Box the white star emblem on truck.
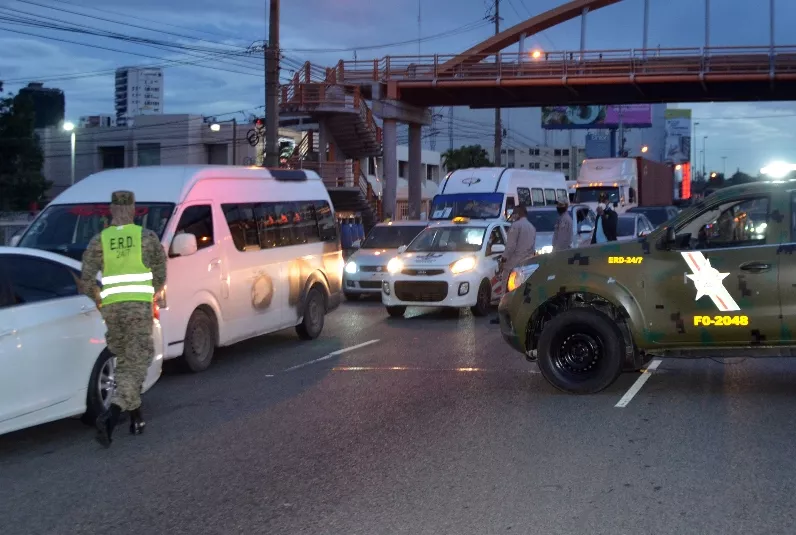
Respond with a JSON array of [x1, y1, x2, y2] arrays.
[[681, 251, 740, 311]]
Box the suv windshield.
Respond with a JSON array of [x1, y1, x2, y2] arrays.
[[18, 203, 175, 261], [361, 225, 425, 249], [406, 226, 487, 253], [526, 210, 558, 232], [430, 193, 504, 220]]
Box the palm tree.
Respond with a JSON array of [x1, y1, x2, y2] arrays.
[[441, 145, 493, 171]]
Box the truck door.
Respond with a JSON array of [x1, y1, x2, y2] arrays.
[[642, 194, 783, 346]]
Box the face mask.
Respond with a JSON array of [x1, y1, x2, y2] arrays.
[[557, 207, 567, 215]]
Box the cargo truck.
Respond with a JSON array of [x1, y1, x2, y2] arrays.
[[573, 157, 674, 214]]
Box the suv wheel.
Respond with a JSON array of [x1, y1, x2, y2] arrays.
[[536, 308, 624, 394]]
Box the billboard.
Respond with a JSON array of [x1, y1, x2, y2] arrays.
[[663, 109, 692, 164], [585, 131, 612, 158], [541, 104, 652, 129]]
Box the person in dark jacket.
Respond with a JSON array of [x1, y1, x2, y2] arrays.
[[591, 193, 618, 243]]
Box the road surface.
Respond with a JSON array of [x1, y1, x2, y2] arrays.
[[2, 299, 796, 534]]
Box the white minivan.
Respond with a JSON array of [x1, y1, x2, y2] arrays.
[[14, 166, 344, 372], [430, 167, 569, 222]]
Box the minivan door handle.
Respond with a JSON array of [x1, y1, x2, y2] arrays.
[[208, 258, 221, 271], [739, 261, 771, 273]]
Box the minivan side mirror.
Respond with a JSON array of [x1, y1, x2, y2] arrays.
[[397, 245, 407, 253], [491, 244, 505, 254], [171, 233, 198, 257]]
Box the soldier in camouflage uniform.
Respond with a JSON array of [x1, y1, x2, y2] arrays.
[[80, 190, 167, 447]]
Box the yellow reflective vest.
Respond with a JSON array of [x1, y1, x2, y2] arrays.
[[99, 224, 154, 306]]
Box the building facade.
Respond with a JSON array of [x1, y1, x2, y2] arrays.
[[38, 114, 301, 199], [114, 67, 164, 127], [16, 82, 65, 129], [490, 145, 587, 181]]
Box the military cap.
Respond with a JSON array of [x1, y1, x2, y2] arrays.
[[111, 190, 135, 206]]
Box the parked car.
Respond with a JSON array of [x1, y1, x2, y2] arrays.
[[526, 204, 596, 254], [0, 247, 163, 436], [616, 213, 655, 241]]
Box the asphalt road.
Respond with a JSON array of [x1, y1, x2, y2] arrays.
[[3, 298, 796, 535]]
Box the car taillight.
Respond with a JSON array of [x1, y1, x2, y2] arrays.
[[153, 301, 160, 320]]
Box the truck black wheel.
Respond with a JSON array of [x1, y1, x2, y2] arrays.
[[536, 308, 624, 394]]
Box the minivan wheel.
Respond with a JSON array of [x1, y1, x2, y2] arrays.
[[182, 309, 216, 372], [83, 349, 115, 424], [296, 287, 326, 340], [536, 308, 624, 394], [385, 306, 406, 317]]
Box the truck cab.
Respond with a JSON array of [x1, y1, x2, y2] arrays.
[[573, 158, 639, 214]]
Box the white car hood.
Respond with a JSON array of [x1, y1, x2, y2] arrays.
[[534, 232, 553, 250], [348, 248, 400, 266], [400, 251, 477, 268]]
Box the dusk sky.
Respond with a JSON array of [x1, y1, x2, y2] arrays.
[[1, 0, 795, 175]]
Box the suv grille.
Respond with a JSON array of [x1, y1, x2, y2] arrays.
[[394, 281, 448, 302], [401, 268, 444, 276]]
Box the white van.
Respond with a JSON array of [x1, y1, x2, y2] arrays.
[[14, 165, 344, 372], [430, 167, 569, 221]]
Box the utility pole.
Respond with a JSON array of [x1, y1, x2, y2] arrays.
[[493, 0, 502, 166], [264, 0, 280, 168]]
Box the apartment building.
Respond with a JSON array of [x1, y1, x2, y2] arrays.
[[489, 145, 587, 181]]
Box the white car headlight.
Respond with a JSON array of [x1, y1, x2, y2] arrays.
[[387, 257, 404, 274], [450, 256, 477, 274], [507, 263, 540, 293], [536, 245, 553, 255], [344, 261, 357, 274]]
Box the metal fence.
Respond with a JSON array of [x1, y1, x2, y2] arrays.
[[0, 212, 33, 245]]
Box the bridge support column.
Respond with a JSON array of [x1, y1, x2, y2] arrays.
[[382, 119, 398, 221], [318, 120, 328, 163], [408, 123, 423, 220]]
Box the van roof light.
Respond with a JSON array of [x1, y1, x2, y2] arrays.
[[269, 169, 307, 181], [452, 216, 470, 224]]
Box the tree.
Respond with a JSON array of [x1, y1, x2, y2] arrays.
[[0, 92, 51, 210], [441, 145, 493, 171]]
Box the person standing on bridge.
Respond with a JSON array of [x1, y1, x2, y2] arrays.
[[80, 191, 167, 448], [491, 204, 536, 325]]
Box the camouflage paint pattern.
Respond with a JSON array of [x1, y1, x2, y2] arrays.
[[101, 302, 154, 411], [499, 180, 796, 354], [79, 190, 168, 410]]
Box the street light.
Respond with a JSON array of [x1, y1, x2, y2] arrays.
[[761, 161, 796, 179], [63, 121, 76, 185], [641, 145, 649, 153], [531, 49, 542, 59], [208, 119, 237, 164]]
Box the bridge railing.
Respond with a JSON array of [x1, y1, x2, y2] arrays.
[[329, 45, 796, 83]]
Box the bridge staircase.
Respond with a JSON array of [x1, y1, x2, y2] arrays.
[[280, 62, 383, 231]]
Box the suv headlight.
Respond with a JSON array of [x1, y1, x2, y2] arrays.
[[450, 256, 477, 274], [345, 261, 357, 274], [387, 257, 404, 274], [507, 264, 539, 293]]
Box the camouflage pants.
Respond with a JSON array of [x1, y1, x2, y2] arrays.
[[101, 302, 154, 411]]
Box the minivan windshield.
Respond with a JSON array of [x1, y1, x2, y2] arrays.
[[430, 193, 504, 220], [18, 203, 175, 261], [406, 226, 487, 253], [361, 224, 425, 249]]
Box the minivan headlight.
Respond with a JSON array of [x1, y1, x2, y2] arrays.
[[450, 256, 477, 274], [507, 264, 539, 292]]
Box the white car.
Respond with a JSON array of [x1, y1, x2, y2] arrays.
[[526, 204, 596, 255], [0, 247, 163, 436], [381, 217, 509, 317], [343, 221, 428, 299]]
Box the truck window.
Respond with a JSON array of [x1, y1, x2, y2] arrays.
[[556, 189, 568, 203], [517, 187, 531, 206], [544, 189, 556, 204], [175, 205, 214, 251], [531, 188, 545, 206]]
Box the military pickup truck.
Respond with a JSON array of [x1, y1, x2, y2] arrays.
[[497, 180, 795, 394]]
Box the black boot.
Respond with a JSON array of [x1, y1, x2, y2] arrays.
[[129, 408, 146, 435], [95, 404, 122, 448]]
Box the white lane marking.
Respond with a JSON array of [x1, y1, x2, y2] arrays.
[[280, 339, 381, 373], [614, 358, 662, 408]]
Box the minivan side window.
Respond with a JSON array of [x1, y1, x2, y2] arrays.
[[222, 200, 337, 252], [531, 188, 544, 206], [175, 205, 214, 251], [555, 189, 568, 203], [517, 187, 531, 206], [544, 189, 556, 204]]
